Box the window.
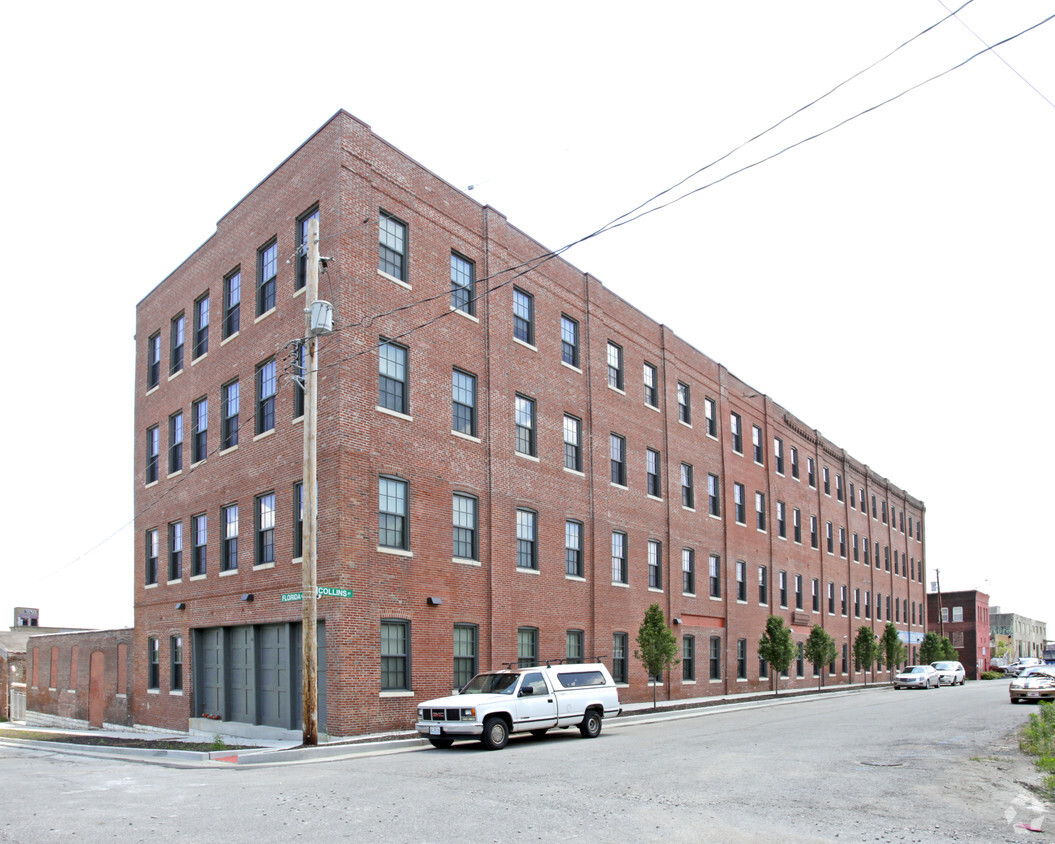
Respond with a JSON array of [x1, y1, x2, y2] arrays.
[[682, 548, 695, 594], [730, 413, 742, 453], [758, 566, 768, 604], [170, 313, 184, 375], [952, 606, 964, 622], [755, 492, 766, 531], [515, 395, 536, 456], [453, 493, 477, 560], [752, 425, 763, 464], [610, 434, 627, 486], [779, 571, 788, 607], [774, 437, 784, 474], [709, 554, 721, 598], [836, 473, 843, 501], [736, 560, 747, 602], [677, 382, 691, 424], [147, 332, 160, 389], [192, 513, 207, 576], [854, 588, 861, 618], [612, 633, 628, 683], [709, 637, 721, 680], [646, 449, 661, 497], [708, 473, 720, 516], [793, 508, 801, 543], [381, 619, 410, 690], [293, 482, 304, 559], [860, 487, 867, 512], [517, 627, 538, 668], [807, 457, 816, 488], [379, 477, 409, 550], [606, 341, 623, 390], [776, 501, 786, 538], [790, 445, 800, 479], [565, 520, 583, 577], [643, 363, 658, 407], [221, 380, 239, 450], [864, 539, 871, 566], [839, 527, 846, 558], [168, 522, 182, 581], [293, 343, 305, 419], [825, 521, 833, 554], [871, 494, 877, 518], [295, 206, 319, 291], [145, 529, 159, 585], [611, 531, 628, 583], [453, 624, 478, 690], [810, 515, 818, 549], [257, 239, 277, 315], [193, 294, 209, 359], [146, 425, 159, 484], [828, 582, 835, 614], [256, 359, 277, 434], [759, 655, 769, 679], [842, 643, 849, 673], [812, 578, 820, 612], [796, 642, 805, 678], [223, 270, 241, 338], [222, 504, 238, 571], [865, 591, 871, 619], [379, 212, 407, 281], [794, 574, 803, 610], [852, 532, 859, 562], [648, 540, 662, 589], [147, 638, 160, 690], [563, 415, 582, 471], [823, 465, 830, 495], [512, 287, 534, 344], [379, 341, 408, 415], [170, 636, 183, 692], [733, 483, 746, 524], [192, 397, 208, 463], [566, 630, 584, 664], [450, 252, 475, 314], [882, 500, 888, 524], [841, 586, 848, 616], [256, 492, 275, 566], [704, 398, 717, 437], [681, 463, 694, 509], [561, 315, 579, 367], [516, 509, 537, 569], [452, 369, 476, 436], [737, 639, 748, 680], [850, 481, 856, 509], [683, 636, 695, 681]]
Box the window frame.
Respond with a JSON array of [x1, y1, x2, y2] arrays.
[[381, 619, 411, 691], [255, 492, 276, 566], [514, 394, 537, 456], [221, 503, 239, 572], [193, 293, 209, 360], [379, 212, 408, 282], [452, 368, 477, 436], [256, 238, 277, 316], [512, 287, 534, 345], [450, 251, 475, 315], [606, 341, 624, 391], [223, 269, 241, 339], [378, 340, 409, 416], [170, 312, 185, 375], [295, 205, 320, 291], [565, 520, 583, 577], [516, 508, 538, 570], [560, 314, 579, 367], [563, 414, 582, 471], [453, 492, 478, 561], [256, 358, 277, 435], [379, 476, 409, 551]]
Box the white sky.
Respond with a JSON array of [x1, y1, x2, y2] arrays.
[[2, 1, 1052, 632]]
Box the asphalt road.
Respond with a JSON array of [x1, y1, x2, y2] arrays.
[[1, 679, 1049, 843]]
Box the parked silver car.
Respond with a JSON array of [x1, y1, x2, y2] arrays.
[[931, 660, 966, 685], [893, 664, 940, 690]]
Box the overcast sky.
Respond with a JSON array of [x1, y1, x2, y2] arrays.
[[2, 1, 1052, 633]]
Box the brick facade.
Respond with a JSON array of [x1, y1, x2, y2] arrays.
[[928, 590, 990, 679], [133, 110, 928, 738]]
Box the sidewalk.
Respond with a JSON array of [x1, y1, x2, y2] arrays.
[[0, 681, 878, 768]]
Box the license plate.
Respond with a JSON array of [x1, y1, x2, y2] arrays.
[[430, 726, 441, 735], [1028, 692, 1040, 698]]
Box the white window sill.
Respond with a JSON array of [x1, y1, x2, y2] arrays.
[[192, 352, 208, 366], [513, 337, 538, 352], [452, 430, 481, 443], [450, 306, 479, 323], [376, 406, 412, 422], [219, 568, 239, 577], [453, 557, 481, 567], [611, 581, 629, 588], [380, 690, 414, 697], [253, 429, 275, 442], [560, 361, 582, 374], [377, 546, 413, 558], [221, 332, 239, 346], [255, 307, 276, 324], [517, 566, 541, 575], [378, 269, 411, 289]]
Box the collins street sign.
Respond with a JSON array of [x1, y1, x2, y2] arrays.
[[281, 587, 353, 602]]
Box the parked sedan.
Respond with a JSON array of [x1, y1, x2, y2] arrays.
[[893, 665, 940, 690], [931, 661, 966, 686], [1010, 669, 1055, 704], [1006, 658, 1044, 677]]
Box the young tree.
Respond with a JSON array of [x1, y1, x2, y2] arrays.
[[879, 622, 907, 673], [758, 615, 796, 695], [919, 631, 944, 664], [803, 625, 837, 690], [635, 603, 679, 709], [853, 626, 878, 686], [940, 637, 958, 661]]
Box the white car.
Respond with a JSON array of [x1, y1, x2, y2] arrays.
[[893, 665, 940, 690], [1006, 658, 1045, 677], [930, 660, 966, 686]]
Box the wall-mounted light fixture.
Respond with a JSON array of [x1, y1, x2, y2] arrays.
[[240, 594, 253, 602], [175, 602, 186, 610], [427, 596, 443, 606], [672, 617, 682, 625]]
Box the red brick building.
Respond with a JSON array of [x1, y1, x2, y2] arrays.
[[133, 110, 928, 739], [927, 590, 990, 679]]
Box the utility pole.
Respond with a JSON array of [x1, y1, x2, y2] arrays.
[[935, 567, 944, 639], [301, 217, 321, 746]]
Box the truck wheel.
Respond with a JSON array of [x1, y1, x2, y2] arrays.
[[481, 717, 509, 750], [428, 738, 454, 749], [579, 710, 602, 739]]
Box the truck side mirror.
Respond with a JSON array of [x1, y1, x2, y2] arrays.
[[519, 685, 534, 696]]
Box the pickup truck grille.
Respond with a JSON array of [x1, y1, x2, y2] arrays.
[[421, 707, 462, 722]]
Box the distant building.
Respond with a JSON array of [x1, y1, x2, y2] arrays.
[[990, 608, 1047, 661], [926, 590, 989, 679]]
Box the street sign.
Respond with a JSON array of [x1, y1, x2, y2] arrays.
[[281, 587, 353, 602]]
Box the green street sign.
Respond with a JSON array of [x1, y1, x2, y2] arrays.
[[281, 587, 353, 602]]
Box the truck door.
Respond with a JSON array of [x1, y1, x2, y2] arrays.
[[514, 672, 558, 730]]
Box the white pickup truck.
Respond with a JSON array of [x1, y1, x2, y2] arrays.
[[415, 663, 622, 750]]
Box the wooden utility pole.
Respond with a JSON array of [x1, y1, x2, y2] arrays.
[[301, 217, 320, 746], [935, 568, 944, 640]]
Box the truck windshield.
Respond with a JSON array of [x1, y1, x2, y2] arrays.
[[460, 673, 519, 695]]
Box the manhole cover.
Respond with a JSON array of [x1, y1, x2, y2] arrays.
[[861, 761, 904, 767]]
